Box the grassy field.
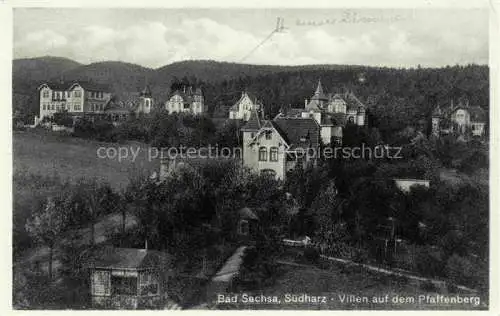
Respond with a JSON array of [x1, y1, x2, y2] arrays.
[[13, 129, 159, 190]]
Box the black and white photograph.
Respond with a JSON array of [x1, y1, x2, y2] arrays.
[[7, 0, 497, 311]]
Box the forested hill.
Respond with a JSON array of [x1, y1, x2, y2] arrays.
[[13, 57, 488, 136]]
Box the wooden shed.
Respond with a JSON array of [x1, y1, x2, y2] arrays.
[[84, 246, 174, 309]]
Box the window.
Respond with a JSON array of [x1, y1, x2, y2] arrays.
[[42, 90, 49, 98], [239, 220, 249, 236], [265, 131, 272, 140], [74, 103, 81, 111], [139, 272, 159, 296], [42, 104, 46, 110], [270, 147, 278, 162], [93, 270, 111, 296], [111, 276, 137, 295], [74, 90, 81, 98], [258, 147, 267, 161]]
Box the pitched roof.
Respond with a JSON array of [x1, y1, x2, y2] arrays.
[[239, 207, 259, 220], [469, 106, 487, 122], [84, 247, 173, 270], [241, 109, 261, 131], [74, 81, 111, 92], [272, 117, 320, 149], [104, 99, 129, 113], [333, 92, 365, 111], [110, 92, 144, 111], [140, 85, 152, 98], [229, 91, 261, 111], [311, 79, 328, 101], [39, 81, 111, 92], [305, 99, 324, 112], [169, 86, 202, 103], [432, 105, 442, 117]]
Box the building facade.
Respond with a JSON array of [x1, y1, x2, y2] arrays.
[[165, 86, 204, 115], [274, 80, 366, 145], [85, 247, 174, 309], [228, 91, 262, 121], [431, 100, 487, 138], [241, 109, 320, 180], [37, 82, 155, 126], [38, 81, 112, 122]]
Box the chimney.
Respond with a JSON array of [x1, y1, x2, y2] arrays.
[[144, 239, 148, 250], [305, 99, 308, 107]]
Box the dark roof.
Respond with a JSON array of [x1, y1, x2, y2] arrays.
[[332, 92, 365, 111], [104, 99, 132, 113], [84, 247, 173, 270], [321, 112, 346, 126], [287, 108, 303, 117], [305, 99, 324, 112], [109, 92, 143, 111], [140, 85, 152, 98], [432, 105, 442, 117], [469, 106, 487, 122], [239, 207, 259, 220], [75, 81, 111, 92], [272, 117, 320, 149], [241, 109, 262, 131], [311, 80, 328, 101]]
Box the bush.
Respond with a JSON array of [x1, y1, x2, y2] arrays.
[[414, 246, 446, 278], [445, 254, 476, 286], [53, 112, 74, 127], [303, 247, 320, 263], [420, 280, 438, 292]]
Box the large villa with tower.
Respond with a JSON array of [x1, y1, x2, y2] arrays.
[[240, 80, 367, 180]]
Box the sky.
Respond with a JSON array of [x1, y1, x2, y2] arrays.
[[13, 8, 489, 68]]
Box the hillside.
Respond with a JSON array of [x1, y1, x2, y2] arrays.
[[13, 130, 158, 190]]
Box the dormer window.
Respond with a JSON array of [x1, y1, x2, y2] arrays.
[[265, 131, 272, 140]]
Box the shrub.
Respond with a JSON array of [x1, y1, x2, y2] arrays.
[[414, 246, 446, 278], [420, 280, 438, 292], [445, 254, 476, 286], [303, 247, 320, 263]]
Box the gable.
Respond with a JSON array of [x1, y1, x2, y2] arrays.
[[250, 121, 289, 148]]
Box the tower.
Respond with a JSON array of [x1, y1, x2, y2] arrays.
[[356, 106, 365, 126], [139, 84, 153, 114]]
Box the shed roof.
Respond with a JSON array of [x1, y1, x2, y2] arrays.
[[84, 246, 173, 270], [238, 207, 259, 220]]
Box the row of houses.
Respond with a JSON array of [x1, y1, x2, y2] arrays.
[[36, 81, 205, 125]]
